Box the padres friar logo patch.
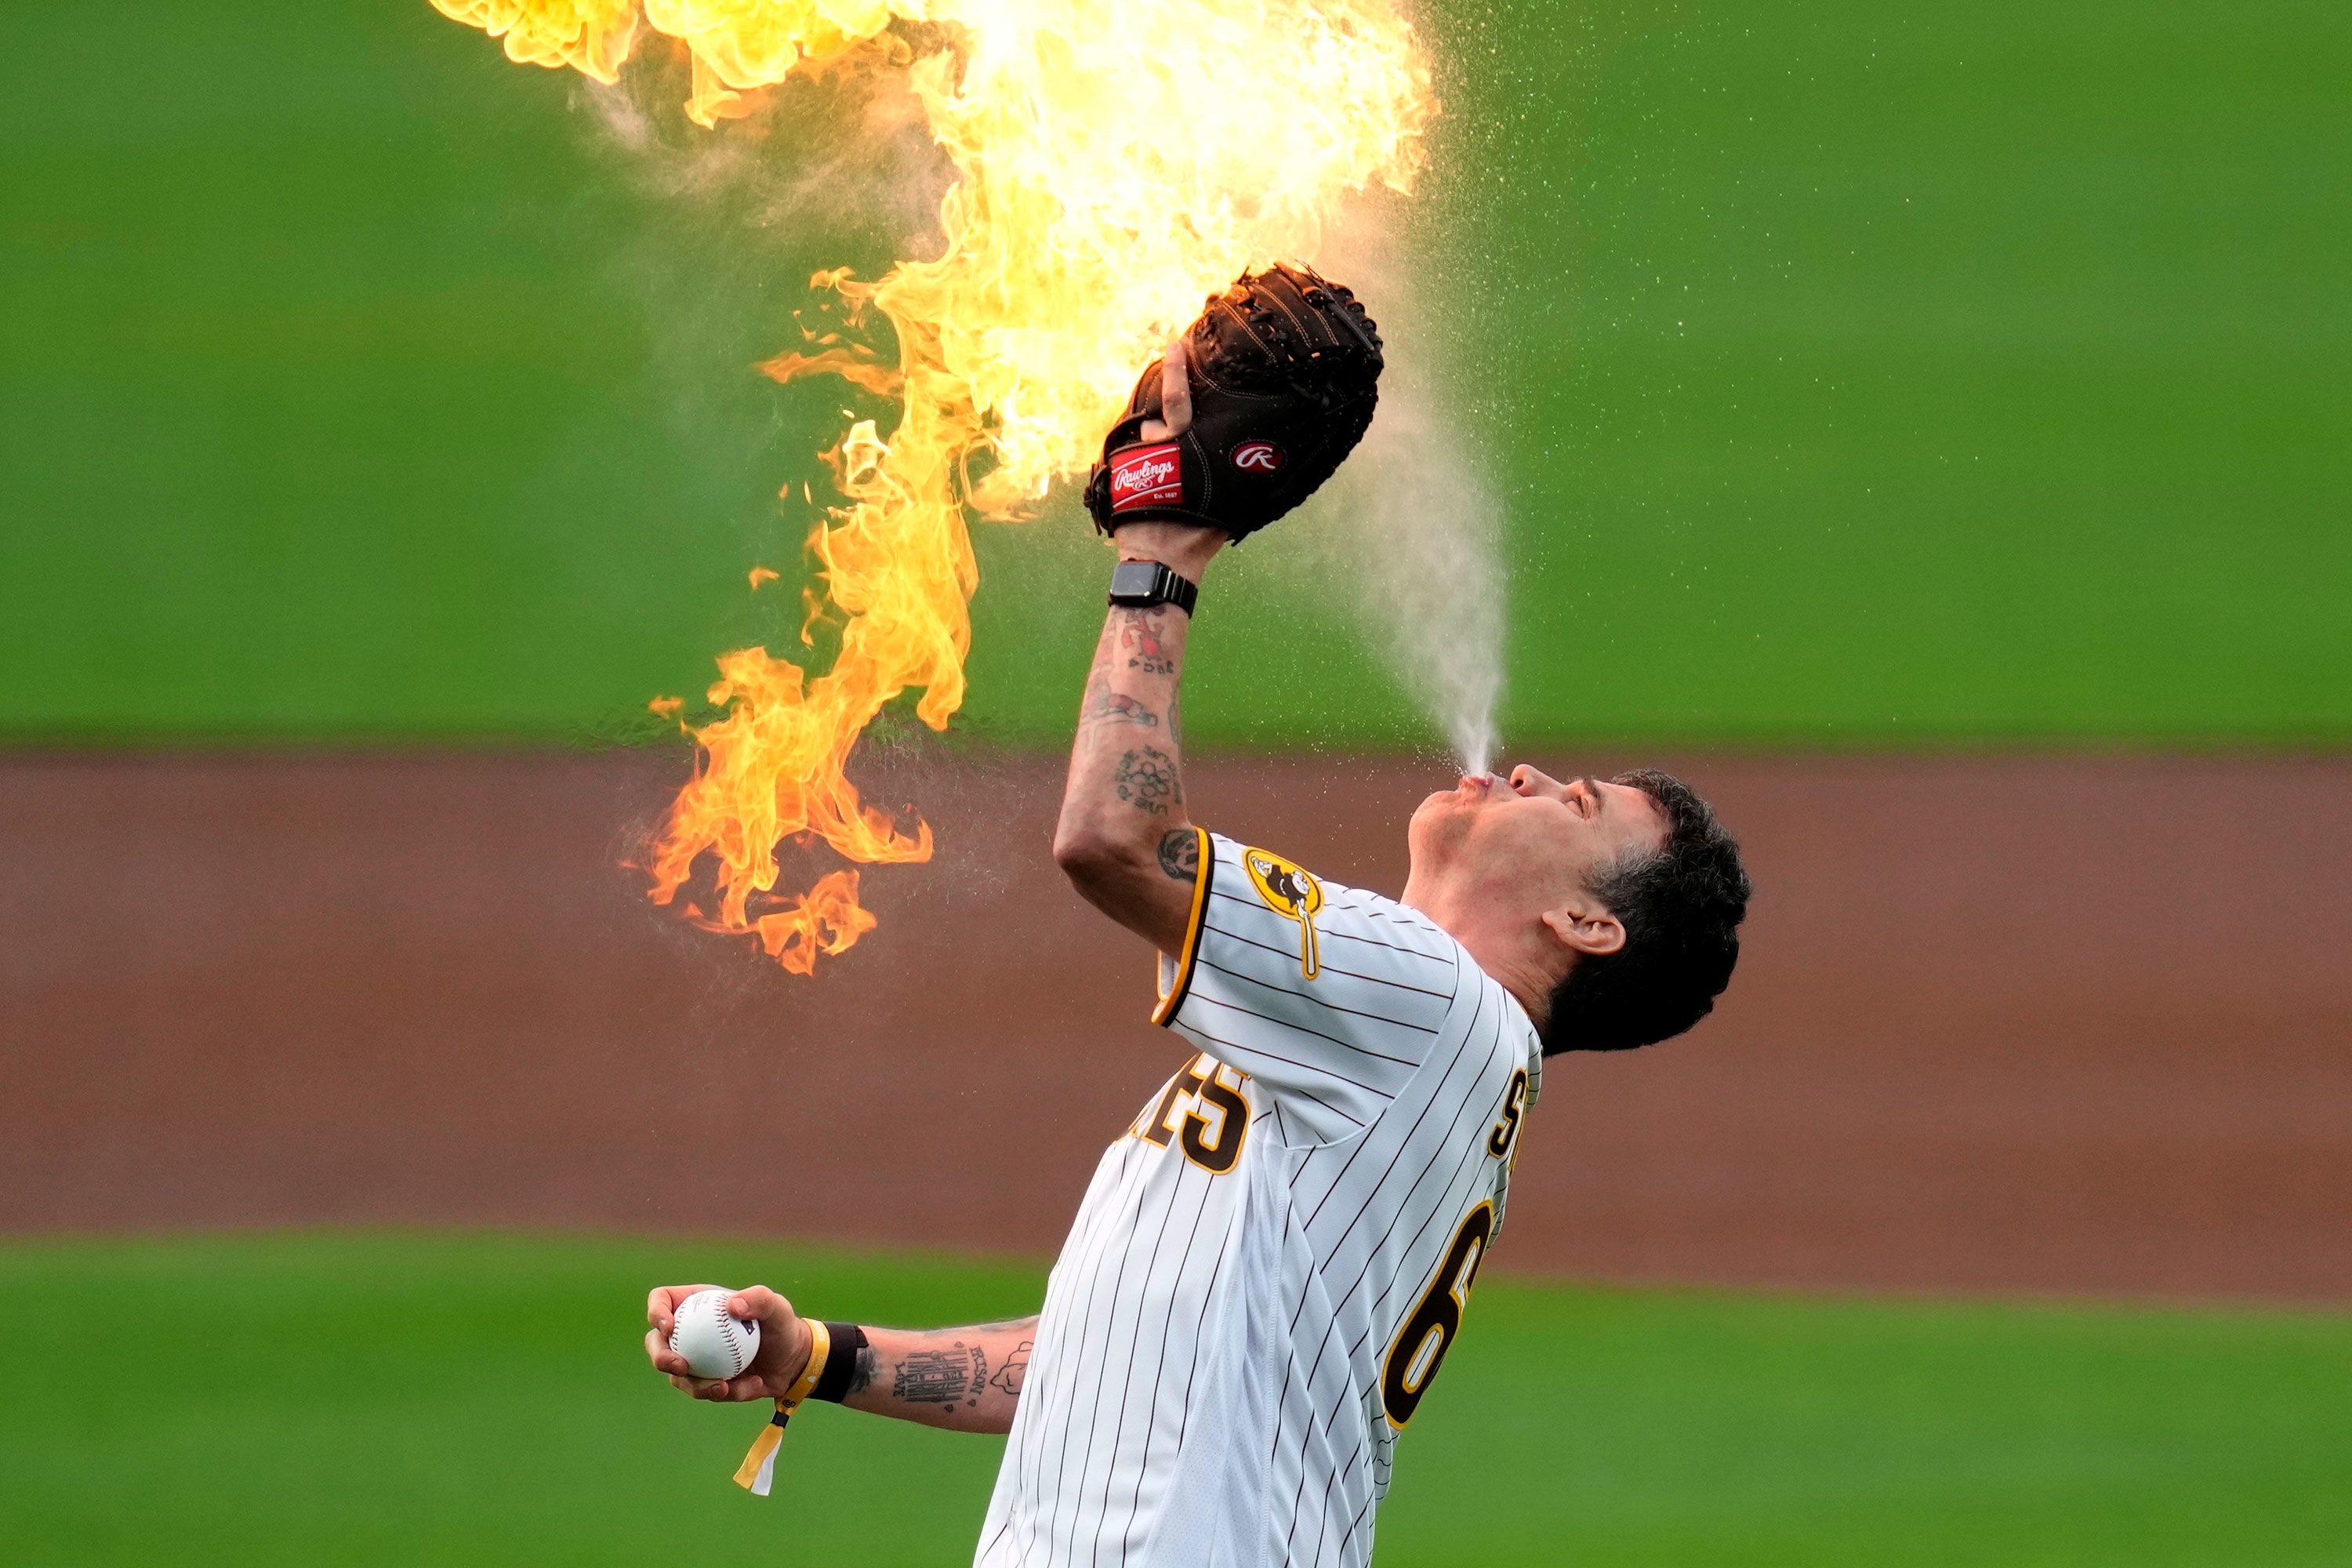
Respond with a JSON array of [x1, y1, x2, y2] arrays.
[[1243, 847, 1323, 979]]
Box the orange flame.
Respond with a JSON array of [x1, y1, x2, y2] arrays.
[[435, 0, 1433, 971], [756, 344, 902, 401], [709, 866, 877, 975]]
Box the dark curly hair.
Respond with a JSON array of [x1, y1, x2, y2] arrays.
[[1541, 768, 1750, 1054]]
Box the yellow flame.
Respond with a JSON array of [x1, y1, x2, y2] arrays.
[[435, 0, 1432, 971], [430, 0, 640, 81]]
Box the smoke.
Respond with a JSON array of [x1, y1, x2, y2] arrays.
[[1305, 216, 1508, 775], [560, 61, 956, 573], [575, 64, 948, 242]]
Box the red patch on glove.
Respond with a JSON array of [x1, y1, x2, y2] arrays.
[[1109, 443, 1184, 511]]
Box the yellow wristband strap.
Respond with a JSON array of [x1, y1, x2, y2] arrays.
[[734, 1321, 830, 1497], [782, 1319, 832, 1406]]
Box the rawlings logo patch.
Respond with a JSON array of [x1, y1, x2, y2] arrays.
[[1109, 443, 1184, 511], [1231, 440, 1284, 473]]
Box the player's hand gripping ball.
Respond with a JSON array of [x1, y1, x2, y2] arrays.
[[1084, 262, 1383, 543], [667, 1287, 762, 1380]]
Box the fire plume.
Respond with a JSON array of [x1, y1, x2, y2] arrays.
[[435, 0, 1433, 971], [429, 0, 639, 82]]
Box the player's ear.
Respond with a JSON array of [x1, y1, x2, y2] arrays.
[[1541, 901, 1625, 958]]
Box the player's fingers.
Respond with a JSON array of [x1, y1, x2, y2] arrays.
[[1160, 339, 1193, 435], [730, 1284, 789, 1326], [647, 1284, 686, 1330], [644, 1328, 692, 1377], [647, 1282, 720, 1333], [1139, 339, 1192, 441]]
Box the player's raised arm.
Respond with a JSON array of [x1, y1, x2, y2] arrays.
[[1054, 265, 1385, 953], [1051, 498, 1221, 954]]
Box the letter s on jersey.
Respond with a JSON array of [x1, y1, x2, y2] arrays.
[[1487, 1069, 1528, 1160]]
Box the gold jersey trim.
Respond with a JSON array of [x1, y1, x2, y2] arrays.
[[1152, 826, 1214, 1026]]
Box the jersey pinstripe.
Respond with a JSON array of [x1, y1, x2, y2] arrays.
[[975, 831, 1541, 1567]]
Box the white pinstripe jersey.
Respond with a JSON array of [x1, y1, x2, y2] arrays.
[[975, 831, 1541, 1568]]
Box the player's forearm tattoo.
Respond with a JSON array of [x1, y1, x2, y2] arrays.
[[1081, 673, 1160, 729], [845, 1342, 879, 1397], [1157, 827, 1200, 881], [1116, 606, 1178, 675], [988, 1339, 1033, 1398], [893, 1341, 988, 1406], [1115, 746, 1181, 815]]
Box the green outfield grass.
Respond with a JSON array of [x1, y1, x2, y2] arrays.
[[2, 2, 2346, 746], [1, 1232, 2344, 1566]]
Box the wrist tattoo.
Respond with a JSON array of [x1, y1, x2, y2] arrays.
[[1116, 608, 1177, 676], [1157, 828, 1200, 881], [1115, 746, 1181, 815], [847, 1344, 879, 1397]]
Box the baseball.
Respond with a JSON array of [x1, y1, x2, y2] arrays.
[[668, 1287, 761, 1380]]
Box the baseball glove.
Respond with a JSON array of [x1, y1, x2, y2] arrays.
[[1083, 263, 1384, 543]]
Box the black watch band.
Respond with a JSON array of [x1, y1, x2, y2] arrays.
[[1108, 558, 1199, 615], [811, 1323, 868, 1403]]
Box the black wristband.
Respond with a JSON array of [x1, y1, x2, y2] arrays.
[[811, 1322, 868, 1403], [1108, 557, 1199, 615]]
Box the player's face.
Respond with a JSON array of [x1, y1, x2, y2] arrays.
[[1407, 766, 1668, 906]]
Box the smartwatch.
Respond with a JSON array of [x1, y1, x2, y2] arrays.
[[1108, 558, 1199, 616]]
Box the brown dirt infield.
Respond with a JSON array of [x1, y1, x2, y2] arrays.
[[3, 750, 2347, 1302]]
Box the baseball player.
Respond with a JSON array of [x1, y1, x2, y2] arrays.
[[644, 264, 1751, 1565]]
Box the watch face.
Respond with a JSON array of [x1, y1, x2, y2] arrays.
[[1109, 561, 1162, 601]]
